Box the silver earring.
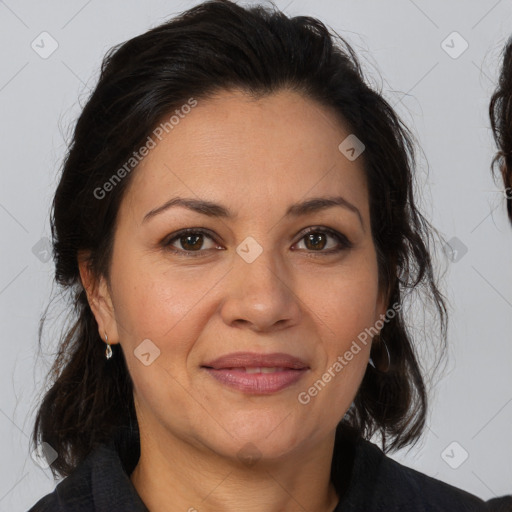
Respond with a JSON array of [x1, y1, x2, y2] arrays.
[[369, 336, 390, 373], [104, 332, 112, 360]]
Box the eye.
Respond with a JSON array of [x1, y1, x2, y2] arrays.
[[293, 227, 352, 254], [162, 226, 352, 258], [162, 228, 221, 257]]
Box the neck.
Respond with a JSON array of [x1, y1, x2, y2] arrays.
[[130, 428, 343, 512]]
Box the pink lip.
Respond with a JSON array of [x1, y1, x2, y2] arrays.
[[203, 368, 308, 394], [201, 352, 310, 395], [202, 351, 309, 370]]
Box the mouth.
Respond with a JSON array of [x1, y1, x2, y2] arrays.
[[202, 351, 309, 370], [201, 352, 310, 394], [209, 367, 293, 373]]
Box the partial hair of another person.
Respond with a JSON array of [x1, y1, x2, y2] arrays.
[[32, 0, 447, 478], [490, 36, 512, 224]]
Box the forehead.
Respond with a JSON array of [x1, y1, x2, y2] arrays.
[[121, 89, 369, 223]]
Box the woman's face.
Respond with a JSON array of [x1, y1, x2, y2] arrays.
[[89, 89, 387, 462]]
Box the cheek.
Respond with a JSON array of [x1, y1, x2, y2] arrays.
[[111, 257, 225, 412], [301, 261, 381, 340], [116, 269, 213, 429], [296, 261, 379, 401], [112, 254, 214, 345]]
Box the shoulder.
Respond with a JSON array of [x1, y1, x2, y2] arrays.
[[26, 439, 147, 512], [337, 437, 512, 511], [374, 444, 507, 511], [26, 446, 100, 512], [27, 492, 66, 512]]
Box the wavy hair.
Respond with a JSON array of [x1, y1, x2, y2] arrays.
[[490, 36, 512, 224], [32, 0, 447, 478]]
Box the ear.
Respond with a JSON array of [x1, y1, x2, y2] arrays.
[[78, 251, 120, 345], [375, 286, 391, 328]]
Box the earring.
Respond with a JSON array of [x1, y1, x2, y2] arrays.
[[104, 332, 113, 360], [369, 335, 391, 373]]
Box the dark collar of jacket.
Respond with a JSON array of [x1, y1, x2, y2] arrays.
[[28, 425, 512, 512]]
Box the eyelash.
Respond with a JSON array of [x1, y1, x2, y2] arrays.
[[162, 226, 353, 258]]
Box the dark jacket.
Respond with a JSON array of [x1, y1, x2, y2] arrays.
[[28, 426, 512, 512]]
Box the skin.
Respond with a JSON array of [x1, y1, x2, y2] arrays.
[[80, 88, 387, 512]]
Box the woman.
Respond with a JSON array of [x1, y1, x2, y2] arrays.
[[490, 36, 512, 225], [28, 1, 512, 510]]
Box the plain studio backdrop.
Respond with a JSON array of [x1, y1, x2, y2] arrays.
[[1, 0, 511, 510]]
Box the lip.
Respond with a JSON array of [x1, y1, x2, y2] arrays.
[[202, 351, 309, 370], [201, 352, 310, 395]]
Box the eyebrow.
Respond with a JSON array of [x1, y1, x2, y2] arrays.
[[142, 195, 364, 228]]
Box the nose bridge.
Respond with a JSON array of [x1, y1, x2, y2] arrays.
[[235, 233, 288, 297], [219, 233, 300, 330]]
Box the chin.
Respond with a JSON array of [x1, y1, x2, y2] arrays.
[[209, 416, 310, 461]]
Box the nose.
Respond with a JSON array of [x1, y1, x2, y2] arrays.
[[219, 244, 302, 333]]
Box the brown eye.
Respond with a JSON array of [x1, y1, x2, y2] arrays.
[[304, 232, 328, 250], [295, 227, 352, 253], [179, 233, 205, 251], [163, 228, 219, 256]]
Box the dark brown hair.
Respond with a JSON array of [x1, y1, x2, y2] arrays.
[[490, 36, 512, 224], [33, 0, 447, 478]]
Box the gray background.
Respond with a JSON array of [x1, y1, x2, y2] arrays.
[[1, 0, 511, 510]]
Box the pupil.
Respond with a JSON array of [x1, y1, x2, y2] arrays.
[[182, 234, 202, 250], [306, 233, 326, 250]]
